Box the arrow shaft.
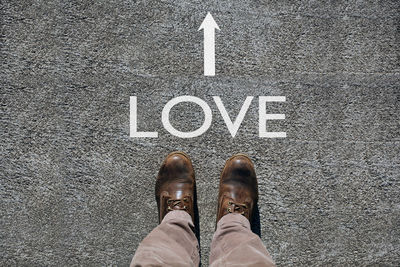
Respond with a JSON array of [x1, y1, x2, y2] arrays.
[[203, 28, 215, 76]]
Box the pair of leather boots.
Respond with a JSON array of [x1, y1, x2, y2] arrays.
[[156, 152, 258, 226]]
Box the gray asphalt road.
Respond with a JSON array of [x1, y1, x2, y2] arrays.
[[1, 0, 399, 266]]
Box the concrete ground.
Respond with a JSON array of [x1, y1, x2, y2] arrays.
[[1, 0, 399, 266]]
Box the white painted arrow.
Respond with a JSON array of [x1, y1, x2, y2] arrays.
[[198, 12, 220, 76]]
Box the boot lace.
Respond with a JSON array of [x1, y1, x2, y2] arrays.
[[226, 200, 248, 215], [167, 197, 189, 211]]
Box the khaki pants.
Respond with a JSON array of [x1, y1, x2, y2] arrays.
[[131, 210, 275, 267]]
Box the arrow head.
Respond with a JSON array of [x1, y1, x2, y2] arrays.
[[198, 12, 220, 31]]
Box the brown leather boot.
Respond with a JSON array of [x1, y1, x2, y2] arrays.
[[155, 151, 196, 223], [216, 154, 259, 224]]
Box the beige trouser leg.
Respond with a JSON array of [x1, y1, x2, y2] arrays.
[[131, 210, 199, 267], [209, 213, 276, 267]]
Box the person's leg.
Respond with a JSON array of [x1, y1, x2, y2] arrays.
[[131, 152, 199, 267], [209, 213, 275, 266], [209, 154, 276, 267], [131, 210, 199, 267]]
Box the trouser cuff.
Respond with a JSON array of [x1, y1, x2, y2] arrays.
[[217, 213, 251, 229]]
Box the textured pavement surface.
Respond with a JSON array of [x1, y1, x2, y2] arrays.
[[1, 0, 399, 266]]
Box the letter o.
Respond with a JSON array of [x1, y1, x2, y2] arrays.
[[162, 96, 212, 138]]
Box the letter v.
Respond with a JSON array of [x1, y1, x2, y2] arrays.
[[213, 96, 253, 138]]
